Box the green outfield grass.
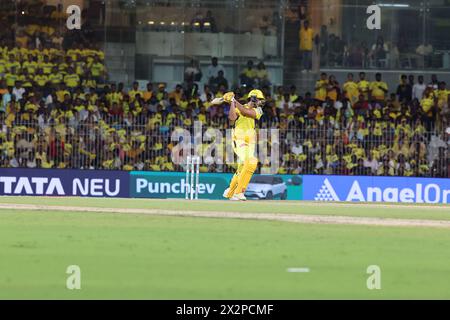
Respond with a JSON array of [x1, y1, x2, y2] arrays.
[[0, 196, 450, 220], [0, 197, 450, 299]]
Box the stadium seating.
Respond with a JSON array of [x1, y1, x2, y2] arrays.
[[0, 1, 448, 178]]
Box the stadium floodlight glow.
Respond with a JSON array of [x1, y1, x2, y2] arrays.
[[147, 20, 154, 25], [378, 3, 410, 7]]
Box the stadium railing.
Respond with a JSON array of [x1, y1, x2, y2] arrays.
[[1, 115, 448, 178]]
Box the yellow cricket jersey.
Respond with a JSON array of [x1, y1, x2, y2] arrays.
[[90, 62, 104, 77], [6, 61, 20, 72], [107, 92, 123, 104], [358, 80, 370, 98], [0, 59, 6, 73], [49, 73, 63, 85], [370, 81, 388, 100], [34, 74, 48, 87], [40, 62, 54, 74], [344, 81, 359, 104], [56, 90, 70, 102], [82, 79, 97, 88], [64, 74, 80, 88], [233, 104, 263, 143], [299, 27, 314, 51], [437, 89, 449, 108], [5, 73, 18, 87], [315, 80, 328, 101], [242, 68, 257, 79], [22, 61, 38, 74], [75, 62, 85, 75], [21, 77, 33, 88], [327, 87, 338, 101], [128, 90, 143, 101], [59, 63, 68, 73], [421, 97, 434, 116], [143, 91, 153, 102]]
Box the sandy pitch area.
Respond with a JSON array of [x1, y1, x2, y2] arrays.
[[1, 203, 450, 229]]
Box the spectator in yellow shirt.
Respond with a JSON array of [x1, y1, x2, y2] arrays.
[[5, 67, 19, 87], [107, 83, 123, 105], [48, 66, 63, 87], [299, 20, 314, 72], [256, 61, 270, 87], [358, 72, 370, 100], [39, 55, 54, 75], [240, 60, 257, 87], [327, 75, 340, 101], [421, 88, 435, 117], [315, 72, 328, 102], [343, 73, 359, 106], [90, 56, 106, 83], [142, 82, 153, 102], [64, 67, 80, 90], [22, 55, 38, 74], [82, 73, 97, 89], [370, 73, 388, 102], [437, 81, 448, 109], [128, 81, 143, 102], [169, 84, 183, 104], [56, 83, 71, 103], [6, 54, 21, 73]]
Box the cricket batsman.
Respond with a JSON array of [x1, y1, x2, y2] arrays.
[[212, 89, 264, 201]]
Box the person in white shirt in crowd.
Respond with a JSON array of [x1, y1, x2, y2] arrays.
[[428, 74, 439, 90], [200, 85, 213, 103], [12, 81, 26, 101], [412, 75, 426, 100], [416, 42, 433, 67], [184, 59, 202, 82], [291, 140, 303, 156], [279, 93, 294, 113], [364, 152, 379, 174], [206, 57, 225, 84]]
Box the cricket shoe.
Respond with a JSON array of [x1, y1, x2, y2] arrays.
[[223, 188, 230, 199], [230, 193, 247, 201]]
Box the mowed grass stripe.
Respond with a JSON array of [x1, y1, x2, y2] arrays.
[[1, 209, 450, 299]]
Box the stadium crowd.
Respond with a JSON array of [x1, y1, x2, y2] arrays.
[[0, 1, 449, 178], [1, 60, 449, 177]]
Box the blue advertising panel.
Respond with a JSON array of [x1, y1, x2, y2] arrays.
[[303, 175, 450, 204], [0, 168, 130, 198]]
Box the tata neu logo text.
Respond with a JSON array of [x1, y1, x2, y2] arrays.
[[0, 177, 121, 197]]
